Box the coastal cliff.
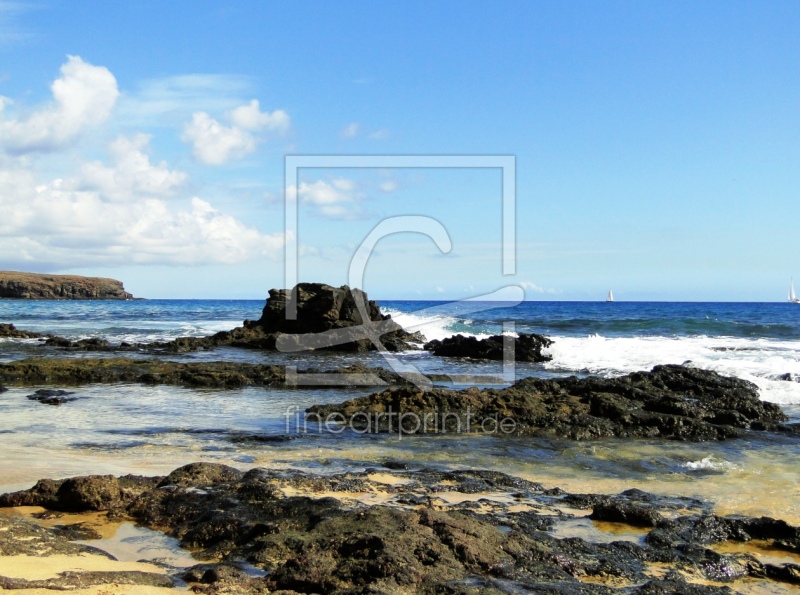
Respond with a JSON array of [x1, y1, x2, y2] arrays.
[[0, 271, 133, 300]]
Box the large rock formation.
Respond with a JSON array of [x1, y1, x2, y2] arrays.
[[257, 284, 385, 334], [5, 462, 800, 592], [160, 283, 423, 353], [0, 271, 133, 300], [308, 364, 790, 440]]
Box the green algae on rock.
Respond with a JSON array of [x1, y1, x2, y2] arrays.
[[0, 357, 411, 389]]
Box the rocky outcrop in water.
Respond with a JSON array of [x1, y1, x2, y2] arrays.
[[425, 332, 554, 362], [1, 283, 421, 354], [4, 462, 800, 592], [0, 357, 412, 389], [26, 388, 77, 405], [0, 323, 46, 338], [308, 364, 790, 440], [155, 283, 424, 353], [0, 271, 134, 300]]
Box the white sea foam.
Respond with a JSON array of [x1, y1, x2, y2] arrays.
[[544, 335, 800, 405], [387, 308, 800, 404], [683, 456, 740, 471], [384, 309, 494, 343]]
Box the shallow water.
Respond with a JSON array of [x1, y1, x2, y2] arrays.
[[2, 299, 800, 529], [2, 380, 800, 525]]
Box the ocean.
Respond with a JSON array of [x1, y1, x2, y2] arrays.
[[1, 299, 800, 523], [4, 298, 800, 403]]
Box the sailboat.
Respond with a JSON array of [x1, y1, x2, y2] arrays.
[[606, 289, 614, 302], [789, 279, 800, 303]]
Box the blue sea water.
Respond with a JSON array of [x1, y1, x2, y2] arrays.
[[2, 299, 800, 403], [2, 298, 800, 521]]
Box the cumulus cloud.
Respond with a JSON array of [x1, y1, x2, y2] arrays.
[[182, 99, 290, 165], [0, 57, 287, 269], [369, 128, 390, 140], [0, 56, 119, 154], [80, 134, 187, 201], [0, 171, 287, 267], [230, 99, 289, 132], [182, 112, 255, 165], [288, 178, 362, 219]]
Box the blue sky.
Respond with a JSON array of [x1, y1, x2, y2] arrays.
[[0, 1, 798, 300]]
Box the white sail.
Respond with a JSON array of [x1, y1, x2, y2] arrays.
[[606, 289, 614, 302], [790, 279, 799, 303]]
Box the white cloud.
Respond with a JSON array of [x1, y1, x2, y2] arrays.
[[0, 57, 287, 269], [379, 180, 398, 192], [340, 122, 360, 138], [287, 178, 363, 219], [182, 111, 256, 165], [182, 100, 290, 165], [370, 128, 390, 140], [80, 134, 187, 201], [519, 281, 558, 295], [230, 99, 289, 132], [0, 170, 286, 267], [0, 56, 119, 154]]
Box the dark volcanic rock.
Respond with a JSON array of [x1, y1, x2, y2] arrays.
[[26, 388, 77, 405], [43, 337, 112, 351], [590, 499, 663, 527], [157, 283, 424, 353], [0, 357, 412, 390], [6, 463, 800, 593], [0, 270, 134, 300], [425, 332, 554, 362], [0, 474, 160, 511], [0, 357, 286, 388], [54, 475, 127, 512], [258, 283, 385, 334], [157, 462, 244, 488], [0, 322, 46, 338], [308, 364, 788, 441]]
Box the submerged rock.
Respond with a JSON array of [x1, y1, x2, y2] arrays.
[[26, 388, 77, 405], [424, 332, 554, 362], [308, 364, 788, 441]]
